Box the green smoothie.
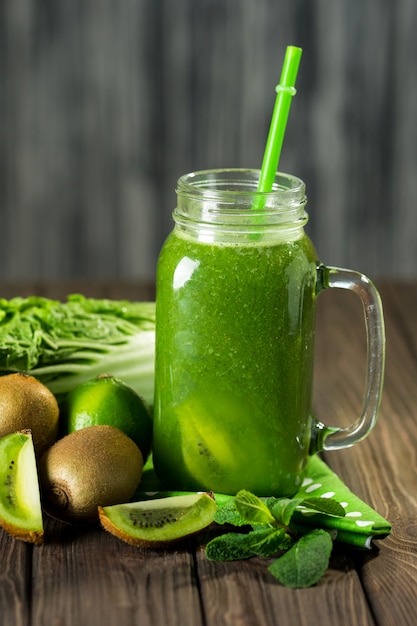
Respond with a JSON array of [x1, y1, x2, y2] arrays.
[[153, 228, 319, 496]]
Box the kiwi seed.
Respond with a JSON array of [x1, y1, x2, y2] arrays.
[[98, 493, 218, 547], [0, 430, 44, 544]]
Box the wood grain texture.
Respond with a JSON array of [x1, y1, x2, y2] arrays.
[[1, 280, 417, 625], [31, 518, 204, 626], [318, 282, 417, 626], [195, 544, 374, 626], [0, 532, 30, 626], [1, 1, 417, 282]]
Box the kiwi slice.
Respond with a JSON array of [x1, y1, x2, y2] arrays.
[[164, 391, 263, 493], [0, 430, 44, 544], [98, 493, 217, 547]]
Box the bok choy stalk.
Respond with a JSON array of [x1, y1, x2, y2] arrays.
[[0, 295, 155, 406]]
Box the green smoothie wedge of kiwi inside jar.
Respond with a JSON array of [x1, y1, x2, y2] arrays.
[[152, 47, 385, 497]]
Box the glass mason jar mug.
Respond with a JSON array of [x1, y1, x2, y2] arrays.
[[152, 169, 385, 497]]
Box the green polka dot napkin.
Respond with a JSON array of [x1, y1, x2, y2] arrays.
[[138, 455, 391, 549], [290, 455, 391, 548]]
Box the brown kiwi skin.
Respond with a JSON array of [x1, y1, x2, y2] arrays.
[[1, 522, 44, 545], [98, 507, 216, 549], [39, 425, 143, 525], [98, 492, 217, 549], [0, 372, 59, 458]]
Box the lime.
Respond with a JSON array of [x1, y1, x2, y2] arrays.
[[61, 374, 153, 460]]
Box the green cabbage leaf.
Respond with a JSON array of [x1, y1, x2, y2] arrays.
[[0, 295, 155, 406]]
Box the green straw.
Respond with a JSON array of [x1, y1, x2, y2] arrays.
[[257, 45, 302, 197]]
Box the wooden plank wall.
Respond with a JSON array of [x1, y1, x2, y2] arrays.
[[0, 0, 416, 283]]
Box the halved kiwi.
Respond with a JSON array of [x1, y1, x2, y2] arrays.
[[155, 392, 263, 494], [98, 493, 217, 547], [0, 430, 44, 544]]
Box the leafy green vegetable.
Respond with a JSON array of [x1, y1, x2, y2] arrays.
[[299, 496, 346, 517], [244, 527, 291, 556], [214, 499, 249, 527], [268, 529, 333, 588], [269, 498, 304, 526], [0, 295, 155, 406], [206, 532, 256, 561], [234, 490, 276, 525], [207, 491, 347, 588]]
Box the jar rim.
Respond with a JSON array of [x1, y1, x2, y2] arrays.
[[177, 168, 306, 203], [174, 168, 308, 235]]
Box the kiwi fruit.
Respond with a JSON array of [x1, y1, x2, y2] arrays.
[[0, 430, 44, 544], [154, 391, 263, 494], [98, 493, 217, 547], [0, 372, 59, 458], [39, 425, 143, 524]]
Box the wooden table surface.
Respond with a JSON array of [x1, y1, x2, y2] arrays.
[[0, 279, 416, 626]]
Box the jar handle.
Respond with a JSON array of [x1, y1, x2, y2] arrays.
[[310, 265, 386, 453]]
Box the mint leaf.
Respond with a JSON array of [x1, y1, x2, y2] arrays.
[[270, 498, 304, 526], [234, 490, 275, 525], [244, 527, 291, 557], [206, 526, 292, 562], [300, 497, 346, 517], [206, 490, 341, 588], [214, 500, 249, 527], [206, 533, 255, 561], [268, 529, 333, 588]]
